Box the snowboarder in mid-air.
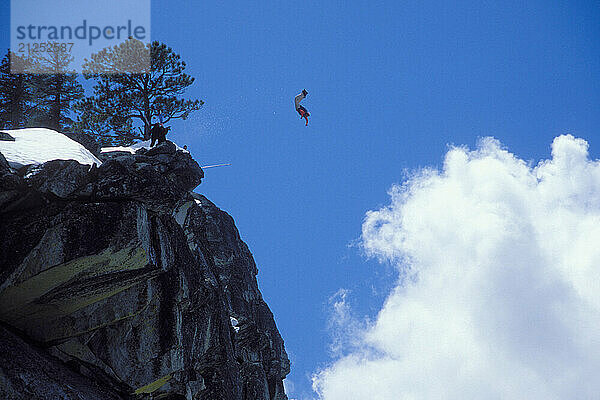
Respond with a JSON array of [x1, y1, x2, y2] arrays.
[[294, 89, 310, 126]]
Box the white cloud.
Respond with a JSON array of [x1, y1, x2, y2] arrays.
[[326, 289, 368, 357], [313, 135, 600, 400]]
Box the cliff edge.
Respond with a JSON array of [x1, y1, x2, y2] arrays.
[[0, 130, 289, 399]]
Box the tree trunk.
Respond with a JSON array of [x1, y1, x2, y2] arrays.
[[12, 75, 25, 128], [50, 75, 62, 131]]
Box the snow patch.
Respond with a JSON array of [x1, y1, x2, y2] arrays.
[[0, 128, 102, 168], [230, 317, 240, 333], [101, 140, 188, 154]]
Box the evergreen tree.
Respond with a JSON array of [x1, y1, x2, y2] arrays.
[[0, 51, 37, 128], [76, 39, 203, 146], [30, 48, 84, 131]]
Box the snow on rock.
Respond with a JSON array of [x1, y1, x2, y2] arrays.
[[230, 316, 240, 333], [0, 128, 102, 169], [101, 140, 188, 154]]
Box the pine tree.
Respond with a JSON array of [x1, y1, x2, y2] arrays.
[[0, 51, 37, 128], [76, 39, 203, 146], [29, 48, 84, 131]]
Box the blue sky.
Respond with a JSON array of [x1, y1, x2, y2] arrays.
[[2, 1, 599, 398]]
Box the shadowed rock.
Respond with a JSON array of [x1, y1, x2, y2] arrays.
[[0, 325, 123, 400], [0, 132, 15, 141], [1, 140, 203, 214], [0, 141, 288, 399]]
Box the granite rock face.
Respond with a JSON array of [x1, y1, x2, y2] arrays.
[[0, 325, 123, 400], [0, 141, 289, 399]]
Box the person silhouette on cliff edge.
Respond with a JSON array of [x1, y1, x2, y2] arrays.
[[150, 122, 169, 147]]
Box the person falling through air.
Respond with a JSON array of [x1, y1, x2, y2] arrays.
[[294, 89, 310, 126]]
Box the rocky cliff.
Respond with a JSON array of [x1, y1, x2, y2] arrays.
[[0, 140, 290, 399]]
